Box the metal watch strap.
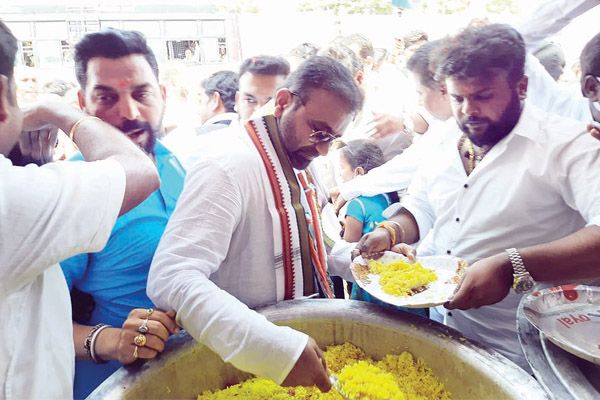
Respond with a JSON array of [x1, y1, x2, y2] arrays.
[[506, 247, 535, 294], [506, 247, 527, 276]]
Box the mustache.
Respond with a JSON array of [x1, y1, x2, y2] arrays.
[[118, 119, 153, 135], [464, 116, 489, 124], [296, 147, 321, 160]]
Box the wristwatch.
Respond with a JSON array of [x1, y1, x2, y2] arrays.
[[505, 248, 535, 294]]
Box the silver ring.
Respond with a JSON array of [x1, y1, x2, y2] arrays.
[[138, 318, 149, 334]]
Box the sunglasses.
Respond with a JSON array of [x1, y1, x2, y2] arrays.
[[290, 91, 341, 144]]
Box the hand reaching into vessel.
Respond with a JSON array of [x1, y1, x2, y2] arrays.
[[282, 337, 331, 392]]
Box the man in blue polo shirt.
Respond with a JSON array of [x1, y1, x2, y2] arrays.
[[60, 29, 185, 398]]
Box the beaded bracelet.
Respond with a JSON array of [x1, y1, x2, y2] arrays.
[[84, 323, 111, 364]]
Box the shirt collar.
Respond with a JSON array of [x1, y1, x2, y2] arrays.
[[506, 101, 540, 141], [442, 101, 540, 149], [203, 112, 238, 127], [487, 102, 547, 158]]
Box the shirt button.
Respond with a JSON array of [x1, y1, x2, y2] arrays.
[[455, 217, 460, 222], [446, 250, 451, 255], [448, 312, 453, 317], [463, 184, 468, 188]]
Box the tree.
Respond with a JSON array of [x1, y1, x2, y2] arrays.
[[485, 0, 519, 14], [298, 0, 394, 15], [435, 0, 470, 14], [415, 0, 469, 14], [215, 0, 260, 14]]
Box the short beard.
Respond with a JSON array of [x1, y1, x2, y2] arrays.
[[278, 102, 317, 170], [118, 119, 158, 155], [460, 89, 523, 147], [143, 128, 158, 155]]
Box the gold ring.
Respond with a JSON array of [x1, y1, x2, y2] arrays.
[[138, 318, 149, 334], [133, 346, 139, 359], [134, 334, 147, 347], [145, 308, 154, 318]]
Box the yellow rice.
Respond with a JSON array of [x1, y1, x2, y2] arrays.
[[368, 258, 437, 297], [197, 343, 451, 399], [337, 361, 406, 399]]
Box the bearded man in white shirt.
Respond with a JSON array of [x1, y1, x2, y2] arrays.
[[148, 56, 363, 392], [355, 24, 600, 371], [0, 20, 159, 399]]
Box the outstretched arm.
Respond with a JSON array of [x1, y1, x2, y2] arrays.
[[446, 225, 600, 310], [517, 0, 599, 52]]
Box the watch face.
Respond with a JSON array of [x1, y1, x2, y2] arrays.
[[516, 278, 534, 293]]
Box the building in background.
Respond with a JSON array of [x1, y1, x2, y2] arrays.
[[1, 2, 241, 70]]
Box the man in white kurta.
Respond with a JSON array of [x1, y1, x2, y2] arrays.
[[148, 56, 363, 390], [0, 21, 160, 399], [150, 127, 309, 380], [1, 52, 162, 400], [1, 156, 126, 399]]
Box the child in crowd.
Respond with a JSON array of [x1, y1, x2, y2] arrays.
[[334, 139, 427, 318], [335, 139, 394, 242]]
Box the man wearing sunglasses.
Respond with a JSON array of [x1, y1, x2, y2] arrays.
[[148, 56, 362, 392]]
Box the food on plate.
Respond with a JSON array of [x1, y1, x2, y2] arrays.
[[363, 258, 438, 297], [351, 253, 469, 307]]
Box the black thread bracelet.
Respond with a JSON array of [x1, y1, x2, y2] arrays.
[[84, 323, 111, 364]]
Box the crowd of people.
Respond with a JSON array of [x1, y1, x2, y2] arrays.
[[2, 0, 600, 398]]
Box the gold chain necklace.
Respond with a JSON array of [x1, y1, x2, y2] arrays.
[[458, 135, 490, 174]]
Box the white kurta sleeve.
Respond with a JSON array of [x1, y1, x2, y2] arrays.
[[0, 158, 125, 292], [339, 141, 423, 201], [399, 162, 436, 242], [147, 158, 308, 384], [327, 239, 356, 281]]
